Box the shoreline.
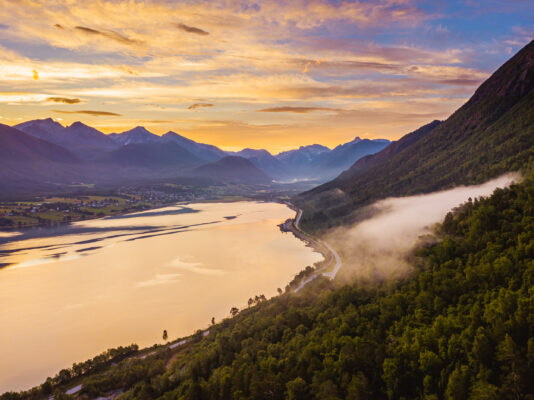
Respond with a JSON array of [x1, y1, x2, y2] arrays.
[[0, 201, 322, 395]]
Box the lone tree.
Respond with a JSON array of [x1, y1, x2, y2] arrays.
[[211, 317, 215, 325], [230, 307, 239, 317], [162, 329, 168, 342]]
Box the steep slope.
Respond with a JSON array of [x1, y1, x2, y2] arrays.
[[191, 156, 272, 184], [162, 131, 226, 162], [297, 40, 534, 231], [335, 120, 441, 178], [14, 118, 65, 142], [63, 122, 116, 149], [0, 124, 84, 191], [109, 126, 160, 146]]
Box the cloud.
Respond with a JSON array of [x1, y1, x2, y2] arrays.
[[0, 0, 527, 150], [53, 109, 121, 116], [327, 173, 520, 283], [188, 103, 214, 110], [439, 78, 485, 86], [32, 69, 39, 80], [46, 96, 80, 104], [174, 22, 209, 35], [74, 26, 141, 45]]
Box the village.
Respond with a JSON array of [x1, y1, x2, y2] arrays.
[[0, 190, 189, 229], [0, 181, 276, 229]]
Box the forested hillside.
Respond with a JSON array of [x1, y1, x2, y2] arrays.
[[6, 173, 534, 400], [296, 40, 534, 232]]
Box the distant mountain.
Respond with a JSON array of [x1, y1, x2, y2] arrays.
[[232, 148, 287, 180], [233, 139, 390, 181], [64, 122, 116, 149], [296, 39, 534, 231], [96, 142, 203, 170], [14, 118, 117, 158], [311, 137, 391, 180], [109, 126, 160, 146], [14, 117, 64, 139], [276, 144, 330, 172], [162, 131, 226, 162], [7, 118, 392, 189], [192, 156, 272, 184], [0, 124, 84, 191]]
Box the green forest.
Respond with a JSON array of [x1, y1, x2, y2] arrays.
[[5, 175, 534, 399]]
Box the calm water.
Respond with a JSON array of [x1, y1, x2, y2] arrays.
[[0, 202, 322, 393]]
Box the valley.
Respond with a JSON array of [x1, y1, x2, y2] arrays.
[[0, 120, 390, 195], [1, 2, 533, 398]]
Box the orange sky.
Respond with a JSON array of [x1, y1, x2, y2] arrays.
[[0, 0, 531, 152]]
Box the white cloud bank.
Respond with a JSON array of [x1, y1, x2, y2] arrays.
[[327, 173, 520, 281]]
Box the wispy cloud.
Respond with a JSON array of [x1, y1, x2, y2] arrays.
[[53, 109, 121, 116], [74, 25, 141, 45], [46, 96, 80, 104], [188, 103, 214, 110], [0, 0, 530, 150], [174, 22, 209, 36]]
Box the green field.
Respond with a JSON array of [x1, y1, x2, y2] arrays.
[[0, 195, 155, 229]]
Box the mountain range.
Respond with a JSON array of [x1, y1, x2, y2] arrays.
[[1, 118, 391, 191]]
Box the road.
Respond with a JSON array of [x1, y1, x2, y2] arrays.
[[320, 240, 342, 280], [291, 207, 342, 291], [294, 208, 303, 230]]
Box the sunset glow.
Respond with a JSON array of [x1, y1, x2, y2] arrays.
[[0, 0, 532, 152]]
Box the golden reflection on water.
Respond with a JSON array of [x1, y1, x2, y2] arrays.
[[0, 202, 322, 393]]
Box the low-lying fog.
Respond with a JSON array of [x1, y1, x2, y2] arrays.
[[327, 173, 520, 281]]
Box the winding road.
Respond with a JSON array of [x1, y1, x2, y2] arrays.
[[292, 207, 342, 291]]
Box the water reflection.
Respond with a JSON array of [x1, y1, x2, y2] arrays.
[[0, 202, 322, 393]]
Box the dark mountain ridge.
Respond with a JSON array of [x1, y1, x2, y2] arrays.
[[296, 39, 534, 231], [109, 126, 160, 146], [0, 123, 85, 191], [14, 118, 117, 158], [13, 118, 392, 184], [162, 131, 227, 162]]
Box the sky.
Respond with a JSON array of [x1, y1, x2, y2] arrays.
[[0, 0, 532, 152]]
